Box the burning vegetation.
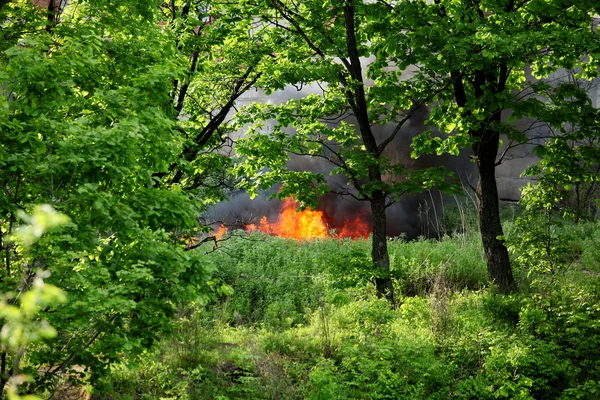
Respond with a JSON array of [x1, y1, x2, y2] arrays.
[[214, 197, 371, 240]]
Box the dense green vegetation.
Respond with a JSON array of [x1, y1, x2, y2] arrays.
[[0, 2, 219, 395], [1, 0, 600, 398], [95, 208, 600, 399]]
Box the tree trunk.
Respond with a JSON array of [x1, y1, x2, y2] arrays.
[[370, 193, 395, 303], [475, 129, 517, 293], [342, 2, 394, 304]]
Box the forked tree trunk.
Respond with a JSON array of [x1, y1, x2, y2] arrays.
[[475, 128, 517, 293], [370, 193, 395, 303]]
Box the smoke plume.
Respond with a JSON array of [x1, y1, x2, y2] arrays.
[[206, 105, 476, 239]]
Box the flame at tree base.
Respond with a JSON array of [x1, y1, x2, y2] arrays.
[[243, 197, 370, 240]]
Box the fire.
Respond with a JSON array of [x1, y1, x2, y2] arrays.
[[336, 216, 371, 239], [246, 198, 328, 240], [214, 224, 227, 239], [245, 198, 370, 240]]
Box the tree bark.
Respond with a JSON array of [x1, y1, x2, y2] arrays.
[[343, 1, 394, 303], [474, 127, 517, 293], [455, 65, 516, 293], [370, 193, 394, 303]]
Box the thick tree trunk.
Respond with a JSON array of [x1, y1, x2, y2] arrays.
[[453, 65, 515, 292], [475, 130, 517, 293], [370, 193, 394, 303]]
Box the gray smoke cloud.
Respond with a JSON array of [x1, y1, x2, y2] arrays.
[[205, 106, 477, 238]]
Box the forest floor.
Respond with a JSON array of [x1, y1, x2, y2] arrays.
[[62, 209, 600, 399]]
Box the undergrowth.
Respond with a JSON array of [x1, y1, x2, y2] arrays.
[[92, 209, 600, 400]]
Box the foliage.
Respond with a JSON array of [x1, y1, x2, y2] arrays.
[[154, 0, 276, 194], [400, 1, 600, 160], [520, 78, 600, 220], [508, 78, 600, 290], [0, 0, 220, 391], [1, 205, 68, 399], [389, 234, 488, 296], [98, 219, 600, 398], [393, 0, 600, 292], [232, 0, 459, 302], [203, 231, 489, 328], [2, 1, 600, 398], [503, 76, 600, 397], [209, 235, 333, 329], [231, 0, 459, 206]]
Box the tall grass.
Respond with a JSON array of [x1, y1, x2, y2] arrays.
[[93, 206, 600, 400]]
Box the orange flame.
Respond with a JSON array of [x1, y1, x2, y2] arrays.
[[336, 216, 371, 239], [214, 224, 227, 239], [245, 198, 370, 240], [246, 198, 327, 240]]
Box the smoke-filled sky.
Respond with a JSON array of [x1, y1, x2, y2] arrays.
[[207, 68, 594, 237], [206, 104, 477, 238]]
